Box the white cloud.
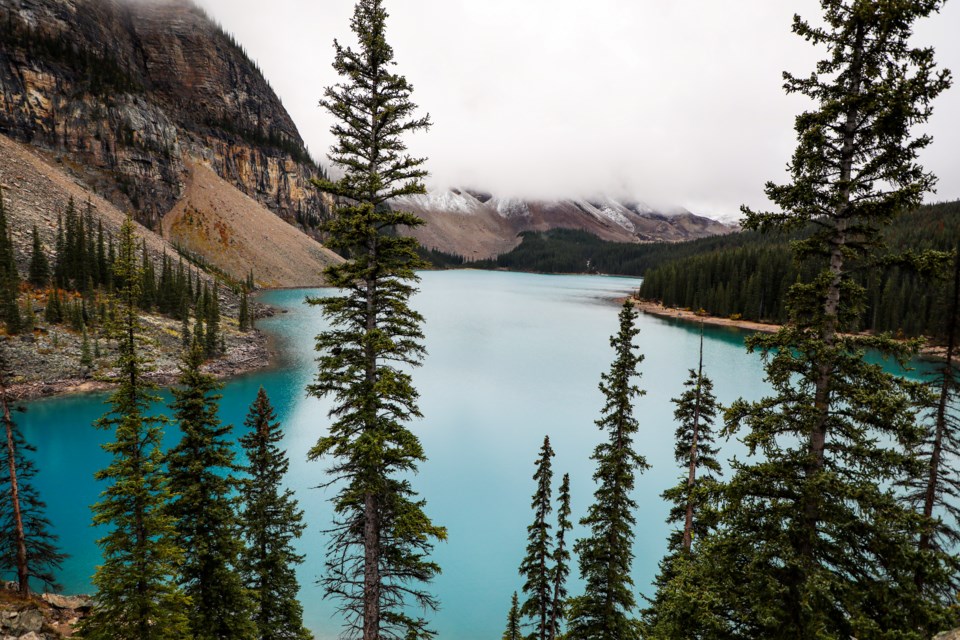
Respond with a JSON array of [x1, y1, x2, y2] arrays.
[[193, 0, 960, 219]]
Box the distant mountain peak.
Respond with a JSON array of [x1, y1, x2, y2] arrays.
[[393, 188, 737, 259]]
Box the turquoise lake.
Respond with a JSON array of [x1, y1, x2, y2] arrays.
[[16, 270, 936, 639]]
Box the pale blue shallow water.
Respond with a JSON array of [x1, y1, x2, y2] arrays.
[[16, 270, 934, 639]]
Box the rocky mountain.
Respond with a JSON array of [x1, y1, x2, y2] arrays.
[[394, 189, 737, 259], [0, 0, 328, 233]]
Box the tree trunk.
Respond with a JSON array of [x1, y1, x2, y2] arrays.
[[0, 365, 29, 597], [919, 243, 960, 560], [363, 491, 380, 640]]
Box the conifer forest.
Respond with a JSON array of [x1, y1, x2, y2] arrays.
[[1, 0, 960, 639]]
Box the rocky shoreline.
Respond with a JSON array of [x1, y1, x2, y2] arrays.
[[0, 584, 92, 639], [3, 305, 277, 402]]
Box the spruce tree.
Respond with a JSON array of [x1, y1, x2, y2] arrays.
[[239, 288, 251, 332], [204, 282, 220, 358], [308, 1, 443, 638], [668, 328, 721, 553], [28, 226, 49, 289], [81, 217, 188, 640], [548, 473, 572, 640], [566, 301, 647, 640], [0, 347, 65, 595], [238, 387, 311, 640], [908, 242, 960, 610], [166, 339, 255, 640], [711, 1, 955, 636], [641, 329, 723, 638], [519, 436, 555, 640], [0, 189, 21, 335], [503, 592, 522, 640]]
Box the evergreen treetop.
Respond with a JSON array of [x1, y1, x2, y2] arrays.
[[309, 1, 443, 638], [518, 436, 554, 640], [81, 217, 188, 640], [167, 339, 254, 640], [238, 387, 311, 640], [567, 301, 647, 640]]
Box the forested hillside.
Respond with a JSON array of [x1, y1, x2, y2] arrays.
[[466, 228, 755, 275], [638, 201, 960, 339]]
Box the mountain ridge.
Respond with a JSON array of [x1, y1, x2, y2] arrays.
[[394, 188, 737, 259]]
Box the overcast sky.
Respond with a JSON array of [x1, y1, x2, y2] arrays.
[[192, 0, 960, 219]]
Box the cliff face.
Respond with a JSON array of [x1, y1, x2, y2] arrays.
[[0, 0, 327, 231]]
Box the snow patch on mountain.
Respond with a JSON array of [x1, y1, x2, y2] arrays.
[[394, 189, 483, 214]]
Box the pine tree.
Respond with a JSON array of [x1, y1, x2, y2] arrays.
[[641, 328, 723, 638], [0, 189, 21, 335], [519, 436, 554, 640], [308, 1, 443, 638], [503, 592, 522, 640], [239, 288, 251, 332], [28, 226, 49, 289], [44, 289, 63, 325], [0, 346, 65, 595], [81, 217, 189, 640], [566, 301, 647, 640], [204, 282, 220, 358], [79, 325, 93, 369], [908, 242, 960, 611], [548, 473, 572, 640], [166, 339, 255, 640], [711, 1, 955, 636], [238, 387, 311, 640]]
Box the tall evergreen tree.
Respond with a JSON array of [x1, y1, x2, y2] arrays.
[[670, 328, 721, 553], [566, 301, 647, 640], [641, 328, 723, 638], [0, 346, 65, 595], [503, 592, 522, 640], [308, 1, 443, 638], [166, 340, 254, 640], [81, 217, 188, 640], [0, 188, 21, 335], [908, 242, 960, 609], [548, 473, 572, 640], [28, 225, 49, 289], [238, 387, 311, 640], [709, 1, 955, 636], [239, 288, 251, 332], [519, 436, 554, 640]]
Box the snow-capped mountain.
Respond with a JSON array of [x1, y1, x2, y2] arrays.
[[392, 189, 737, 259]]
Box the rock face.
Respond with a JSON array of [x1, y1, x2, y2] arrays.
[[0, 584, 92, 639], [0, 0, 328, 232], [394, 189, 738, 259]]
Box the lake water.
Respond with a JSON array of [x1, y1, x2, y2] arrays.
[[16, 270, 935, 639]]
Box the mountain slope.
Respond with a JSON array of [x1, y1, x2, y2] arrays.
[[163, 162, 341, 288], [394, 189, 736, 259], [0, 0, 329, 232]]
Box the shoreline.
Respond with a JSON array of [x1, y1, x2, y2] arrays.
[[632, 298, 950, 362], [632, 299, 781, 334], [5, 328, 273, 402]]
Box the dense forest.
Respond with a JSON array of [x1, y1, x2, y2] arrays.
[[638, 200, 960, 339]]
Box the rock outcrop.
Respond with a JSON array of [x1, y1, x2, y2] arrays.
[[0, 585, 92, 639], [0, 0, 329, 232]]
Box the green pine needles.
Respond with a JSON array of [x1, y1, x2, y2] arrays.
[[309, 1, 444, 638], [519, 436, 555, 640], [567, 300, 647, 640], [81, 217, 189, 640], [701, 1, 956, 637], [239, 387, 311, 640], [167, 340, 255, 640]]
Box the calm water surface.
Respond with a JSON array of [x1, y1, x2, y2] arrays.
[[19, 270, 932, 639]]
